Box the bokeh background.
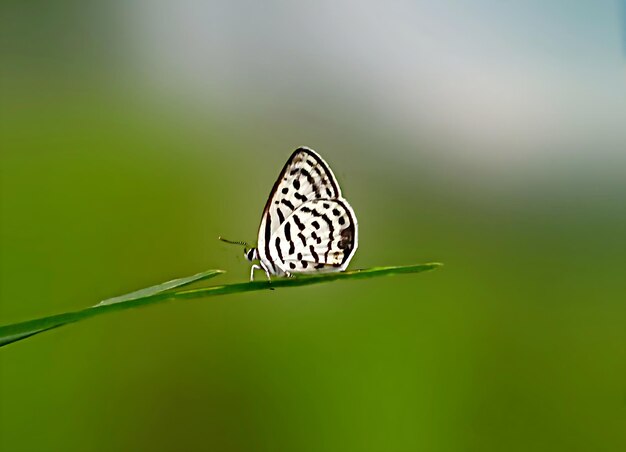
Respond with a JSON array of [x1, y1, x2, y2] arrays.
[[2, 1, 625, 451]]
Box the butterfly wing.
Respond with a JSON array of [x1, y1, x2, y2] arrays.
[[257, 147, 343, 274], [267, 199, 358, 274]]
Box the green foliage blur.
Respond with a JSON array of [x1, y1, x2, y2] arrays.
[[1, 2, 625, 451]]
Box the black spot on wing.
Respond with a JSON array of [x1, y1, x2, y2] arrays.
[[312, 166, 323, 178], [281, 199, 295, 210], [288, 240, 295, 255], [293, 215, 305, 231], [293, 179, 300, 190], [294, 192, 307, 202], [281, 187, 289, 194], [277, 208, 285, 224], [297, 232, 306, 246], [320, 213, 334, 262], [275, 236, 284, 262], [284, 222, 291, 241], [309, 245, 319, 261], [300, 168, 315, 186], [311, 220, 320, 229], [321, 214, 334, 232], [264, 216, 271, 264]]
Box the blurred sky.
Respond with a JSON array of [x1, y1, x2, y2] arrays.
[[124, 0, 626, 169], [5, 1, 625, 176]]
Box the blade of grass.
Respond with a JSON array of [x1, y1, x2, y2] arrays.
[[95, 269, 225, 306], [0, 269, 224, 347], [0, 263, 441, 348]]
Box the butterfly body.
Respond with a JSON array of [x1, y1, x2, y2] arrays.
[[246, 147, 358, 280]]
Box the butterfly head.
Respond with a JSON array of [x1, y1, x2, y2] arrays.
[[245, 247, 258, 262]]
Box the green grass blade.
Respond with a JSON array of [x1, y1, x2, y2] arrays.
[[0, 328, 59, 347], [174, 263, 442, 297], [96, 269, 225, 306], [0, 264, 441, 348], [0, 269, 224, 347]]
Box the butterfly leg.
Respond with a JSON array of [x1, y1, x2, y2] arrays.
[[257, 262, 275, 290], [250, 263, 273, 283], [250, 264, 261, 281], [259, 261, 272, 281]]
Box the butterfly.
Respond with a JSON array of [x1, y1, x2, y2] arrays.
[[222, 147, 358, 280]]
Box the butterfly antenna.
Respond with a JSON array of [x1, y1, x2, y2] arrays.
[[218, 236, 249, 247]]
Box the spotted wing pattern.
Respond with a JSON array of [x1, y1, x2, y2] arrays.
[[256, 147, 344, 274], [267, 199, 358, 274]]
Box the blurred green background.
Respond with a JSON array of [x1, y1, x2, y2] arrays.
[[1, 1, 625, 451]]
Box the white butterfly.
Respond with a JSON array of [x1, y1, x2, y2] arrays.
[[223, 147, 358, 281]]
